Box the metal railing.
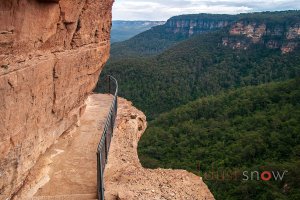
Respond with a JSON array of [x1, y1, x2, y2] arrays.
[[96, 75, 118, 200]]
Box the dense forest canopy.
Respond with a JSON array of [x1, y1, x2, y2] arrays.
[[138, 79, 300, 199], [102, 30, 300, 120]]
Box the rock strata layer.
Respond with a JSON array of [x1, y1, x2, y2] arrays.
[[0, 0, 113, 198], [225, 21, 300, 53]]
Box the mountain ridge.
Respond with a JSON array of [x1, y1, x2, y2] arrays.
[[110, 10, 300, 59]]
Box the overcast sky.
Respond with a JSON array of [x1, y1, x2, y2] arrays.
[[112, 0, 300, 21]]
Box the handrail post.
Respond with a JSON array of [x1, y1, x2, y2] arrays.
[[107, 76, 111, 94]]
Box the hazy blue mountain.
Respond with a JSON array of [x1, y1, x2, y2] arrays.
[[111, 20, 165, 43]]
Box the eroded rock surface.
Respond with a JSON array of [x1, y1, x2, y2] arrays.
[[104, 98, 214, 200], [0, 0, 113, 198], [225, 21, 300, 53]]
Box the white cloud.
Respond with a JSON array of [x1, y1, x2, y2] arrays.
[[112, 0, 300, 20]]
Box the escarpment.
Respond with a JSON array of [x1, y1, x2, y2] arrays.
[[0, 0, 113, 198], [165, 14, 235, 36], [163, 12, 300, 54]]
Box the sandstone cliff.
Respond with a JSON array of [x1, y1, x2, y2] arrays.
[[165, 14, 235, 36], [0, 0, 113, 198], [224, 21, 300, 53], [104, 98, 214, 200]]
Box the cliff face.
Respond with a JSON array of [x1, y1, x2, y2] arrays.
[[165, 18, 232, 36], [224, 21, 300, 53], [0, 0, 113, 198]]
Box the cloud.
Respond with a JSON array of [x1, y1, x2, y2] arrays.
[[112, 0, 300, 20]]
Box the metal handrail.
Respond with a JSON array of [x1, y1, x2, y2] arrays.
[[96, 75, 118, 200]]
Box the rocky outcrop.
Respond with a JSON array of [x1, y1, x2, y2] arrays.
[[104, 98, 214, 200], [286, 24, 300, 39], [0, 0, 113, 198], [229, 22, 267, 43], [224, 21, 300, 53]]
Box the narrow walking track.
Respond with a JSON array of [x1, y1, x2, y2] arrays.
[[14, 94, 113, 200]]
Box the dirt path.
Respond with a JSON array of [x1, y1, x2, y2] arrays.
[[14, 94, 113, 200]]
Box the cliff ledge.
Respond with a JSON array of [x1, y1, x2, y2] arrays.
[[105, 98, 214, 200]]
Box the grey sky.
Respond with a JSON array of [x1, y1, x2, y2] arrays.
[[112, 0, 300, 21]]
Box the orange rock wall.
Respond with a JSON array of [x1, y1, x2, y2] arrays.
[[0, 0, 113, 197]]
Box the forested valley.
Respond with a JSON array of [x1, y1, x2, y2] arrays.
[[97, 11, 300, 199]]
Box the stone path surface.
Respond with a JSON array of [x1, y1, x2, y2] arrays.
[[14, 94, 113, 200]]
